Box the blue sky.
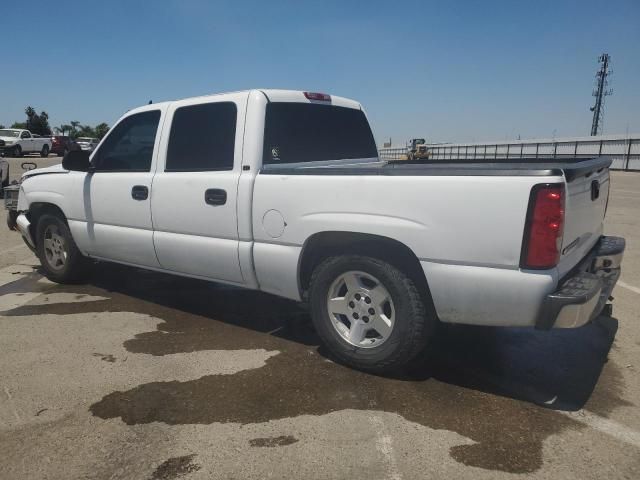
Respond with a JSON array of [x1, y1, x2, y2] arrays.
[[2, 0, 639, 145]]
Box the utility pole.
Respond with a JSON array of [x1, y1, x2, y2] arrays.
[[590, 53, 613, 136]]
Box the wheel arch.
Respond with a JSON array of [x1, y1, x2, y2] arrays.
[[27, 202, 69, 241], [298, 231, 437, 316]]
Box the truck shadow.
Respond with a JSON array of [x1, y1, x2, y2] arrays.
[[3, 263, 628, 473], [418, 316, 621, 412], [87, 263, 621, 412]]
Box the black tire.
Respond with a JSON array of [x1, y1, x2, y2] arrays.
[[6, 210, 18, 230], [309, 255, 435, 372], [40, 144, 50, 157], [0, 178, 8, 199], [13, 145, 22, 158], [36, 213, 89, 283]]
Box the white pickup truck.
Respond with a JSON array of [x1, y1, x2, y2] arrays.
[[5, 89, 625, 372], [0, 129, 51, 157]]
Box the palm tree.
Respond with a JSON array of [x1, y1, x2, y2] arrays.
[[70, 121, 81, 138], [56, 124, 72, 135]]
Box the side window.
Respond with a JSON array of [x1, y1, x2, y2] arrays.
[[93, 110, 161, 172], [21, 131, 30, 139], [165, 102, 236, 171]]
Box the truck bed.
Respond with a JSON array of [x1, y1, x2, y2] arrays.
[[261, 157, 611, 181]]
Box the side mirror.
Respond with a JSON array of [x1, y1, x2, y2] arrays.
[[62, 150, 91, 172]]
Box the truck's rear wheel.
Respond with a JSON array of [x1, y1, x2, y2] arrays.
[[36, 214, 89, 283], [309, 255, 434, 372], [40, 144, 50, 157]]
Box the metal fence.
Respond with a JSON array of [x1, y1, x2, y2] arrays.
[[378, 134, 640, 171]]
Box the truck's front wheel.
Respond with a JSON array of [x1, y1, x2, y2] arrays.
[[309, 255, 434, 372], [36, 214, 89, 283]]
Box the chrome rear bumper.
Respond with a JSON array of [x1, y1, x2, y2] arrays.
[[536, 236, 625, 329]]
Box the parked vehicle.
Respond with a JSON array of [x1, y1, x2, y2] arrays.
[[0, 129, 51, 157], [0, 159, 9, 198], [75, 137, 99, 153], [4, 89, 625, 372], [3, 161, 36, 224], [50, 135, 78, 157], [405, 138, 429, 160]]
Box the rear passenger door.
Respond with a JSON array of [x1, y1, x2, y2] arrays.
[[151, 95, 246, 284]]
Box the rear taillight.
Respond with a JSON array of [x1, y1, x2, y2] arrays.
[[304, 92, 331, 102], [521, 184, 565, 269]]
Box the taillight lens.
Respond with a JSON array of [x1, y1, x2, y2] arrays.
[[521, 184, 565, 269]]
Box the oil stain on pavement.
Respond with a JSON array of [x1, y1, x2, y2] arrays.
[[1, 264, 628, 474], [249, 435, 299, 447], [150, 454, 201, 480]]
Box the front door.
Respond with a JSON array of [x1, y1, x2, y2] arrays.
[[74, 109, 163, 267]]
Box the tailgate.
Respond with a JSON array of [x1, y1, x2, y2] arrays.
[[557, 159, 610, 278]]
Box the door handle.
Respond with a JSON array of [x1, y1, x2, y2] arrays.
[[204, 188, 227, 206], [131, 185, 149, 200]]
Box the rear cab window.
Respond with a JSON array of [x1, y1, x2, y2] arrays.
[[262, 103, 377, 166]]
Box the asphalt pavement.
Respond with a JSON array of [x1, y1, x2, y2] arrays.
[[0, 156, 638, 479]]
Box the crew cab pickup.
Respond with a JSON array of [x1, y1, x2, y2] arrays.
[[0, 129, 52, 157], [5, 89, 625, 372]]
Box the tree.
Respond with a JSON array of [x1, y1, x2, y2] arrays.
[[54, 120, 110, 139], [21, 106, 52, 135], [56, 124, 72, 135], [94, 123, 109, 139], [70, 121, 81, 138], [11, 122, 27, 129], [76, 125, 96, 138], [0, 125, 4, 129]]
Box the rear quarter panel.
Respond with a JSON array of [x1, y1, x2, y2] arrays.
[[253, 173, 556, 266], [252, 172, 562, 326]]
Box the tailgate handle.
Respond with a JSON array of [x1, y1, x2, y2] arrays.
[[205, 188, 227, 206]]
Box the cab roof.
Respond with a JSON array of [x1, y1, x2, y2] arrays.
[[126, 89, 362, 115]]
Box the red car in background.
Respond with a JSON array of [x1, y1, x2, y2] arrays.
[[49, 136, 78, 157]]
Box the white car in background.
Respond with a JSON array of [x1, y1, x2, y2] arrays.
[[75, 137, 99, 153], [0, 129, 52, 157]]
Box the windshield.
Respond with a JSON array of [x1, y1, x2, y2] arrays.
[[0, 130, 20, 138], [77, 137, 96, 143]]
